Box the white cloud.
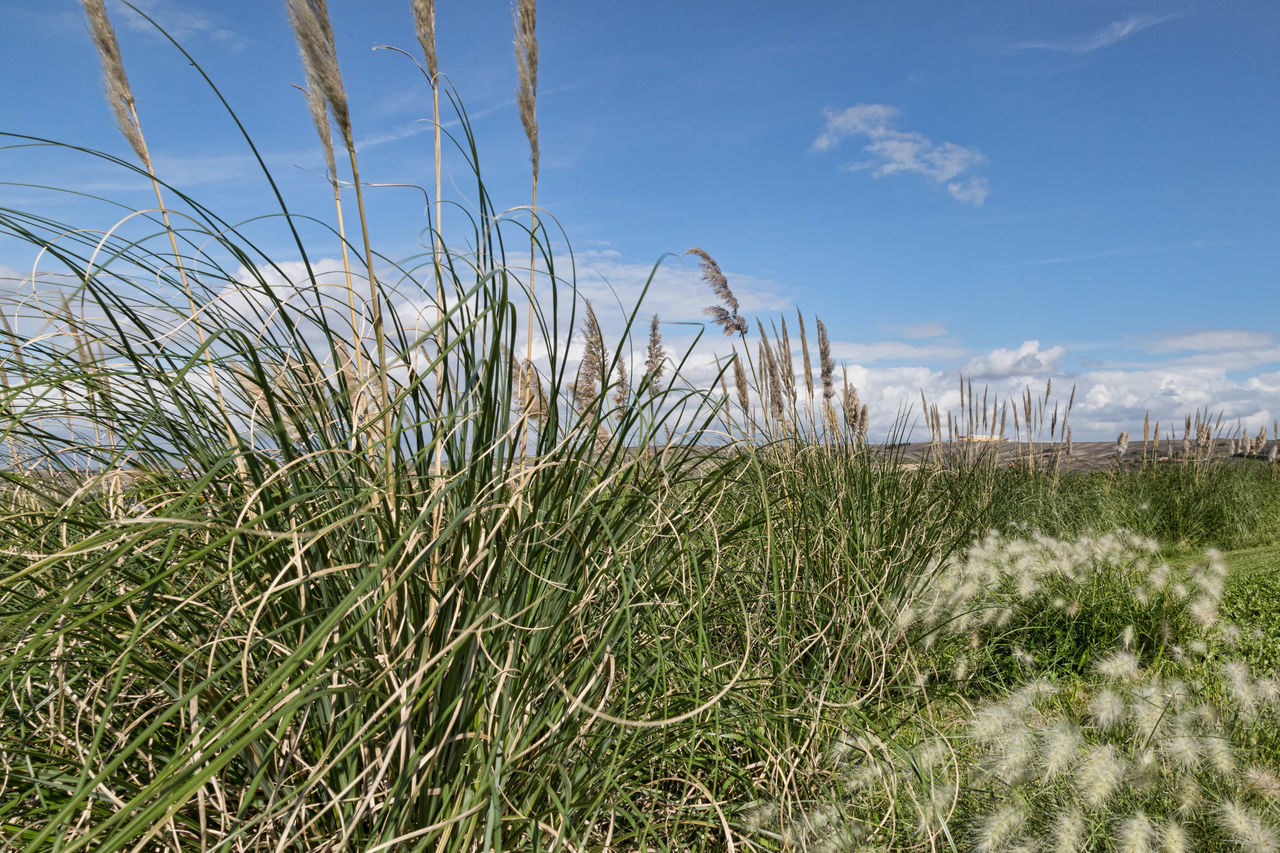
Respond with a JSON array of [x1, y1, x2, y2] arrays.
[[946, 177, 990, 206], [1144, 330, 1274, 354], [815, 105, 989, 206], [812, 104, 901, 152], [963, 340, 1066, 379], [1012, 13, 1181, 54]]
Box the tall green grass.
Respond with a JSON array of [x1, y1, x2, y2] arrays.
[[3, 3, 1280, 851]]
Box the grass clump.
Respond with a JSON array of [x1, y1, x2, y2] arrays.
[[748, 533, 1280, 852], [905, 530, 1224, 688]]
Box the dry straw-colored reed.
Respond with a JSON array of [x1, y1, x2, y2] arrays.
[[82, 0, 238, 469]]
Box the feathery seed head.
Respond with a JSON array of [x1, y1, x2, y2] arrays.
[[612, 359, 630, 410], [1160, 819, 1191, 853], [411, 0, 437, 79], [1038, 719, 1083, 780], [816, 317, 834, 400], [82, 0, 146, 162], [573, 300, 605, 413], [796, 309, 813, 398], [1115, 811, 1156, 853], [974, 802, 1028, 853], [1077, 744, 1126, 809], [513, 0, 539, 180], [1217, 798, 1279, 853], [1050, 808, 1087, 853], [687, 248, 746, 335], [644, 314, 665, 385], [1246, 767, 1280, 801], [732, 350, 750, 418], [1096, 649, 1143, 681], [286, 0, 351, 146], [1204, 735, 1235, 776]]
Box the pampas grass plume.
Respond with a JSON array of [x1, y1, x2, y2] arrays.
[[644, 314, 664, 385], [688, 248, 747, 336], [412, 0, 437, 79], [514, 0, 538, 180], [82, 0, 145, 161]]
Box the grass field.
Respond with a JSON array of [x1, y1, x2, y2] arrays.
[[2, 2, 1279, 850]]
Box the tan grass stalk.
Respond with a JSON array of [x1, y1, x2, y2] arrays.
[[288, 0, 391, 476], [816, 318, 836, 437], [514, 0, 538, 452], [797, 308, 813, 403], [82, 0, 239, 474], [732, 349, 751, 434]]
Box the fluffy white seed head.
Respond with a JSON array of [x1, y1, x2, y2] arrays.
[[1217, 798, 1279, 853], [1091, 689, 1127, 730], [1160, 819, 1191, 853], [1077, 744, 1127, 809], [1115, 811, 1156, 853], [1096, 649, 1143, 681], [1039, 719, 1084, 781], [974, 802, 1028, 853], [1246, 766, 1280, 801], [1049, 808, 1087, 853]]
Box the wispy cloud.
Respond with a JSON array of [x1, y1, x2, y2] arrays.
[[112, 0, 248, 52], [1011, 13, 1182, 55], [898, 322, 949, 339], [1144, 329, 1275, 355], [813, 104, 990, 206], [989, 240, 1227, 269]]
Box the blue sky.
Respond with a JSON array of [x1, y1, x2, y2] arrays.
[[3, 0, 1279, 439]]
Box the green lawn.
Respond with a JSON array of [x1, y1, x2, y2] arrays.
[[1220, 543, 1280, 676]]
